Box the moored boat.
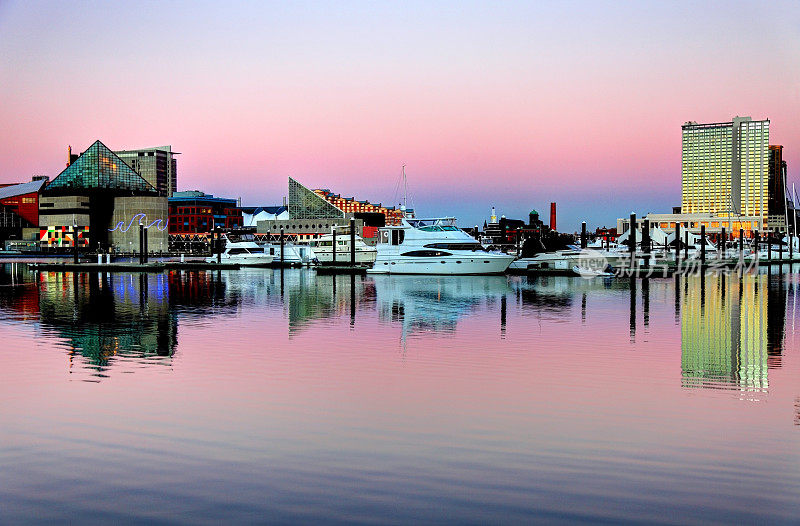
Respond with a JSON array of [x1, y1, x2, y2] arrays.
[[308, 231, 377, 265], [369, 217, 514, 275], [205, 237, 274, 266]]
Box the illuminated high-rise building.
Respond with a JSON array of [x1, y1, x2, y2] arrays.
[[115, 146, 179, 197], [681, 117, 769, 227]]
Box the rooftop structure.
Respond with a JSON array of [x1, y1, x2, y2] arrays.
[[47, 140, 158, 195], [288, 177, 343, 220]]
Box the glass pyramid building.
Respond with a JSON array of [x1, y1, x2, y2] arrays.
[[46, 140, 157, 194], [288, 177, 344, 219]]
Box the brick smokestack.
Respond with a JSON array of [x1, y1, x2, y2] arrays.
[[550, 202, 557, 231]]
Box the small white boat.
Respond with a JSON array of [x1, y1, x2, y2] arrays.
[[206, 237, 274, 266], [260, 242, 318, 266], [309, 231, 377, 265], [510, 247, 628, 272]]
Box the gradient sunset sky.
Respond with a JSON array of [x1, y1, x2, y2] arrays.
[[1, 1, 798, 230]]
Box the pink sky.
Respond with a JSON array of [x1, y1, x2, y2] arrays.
[[1, 1, 798, 229]]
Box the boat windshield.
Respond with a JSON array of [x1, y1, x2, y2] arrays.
[[417, 225, 461, 232], [407, 218, 458, 230]]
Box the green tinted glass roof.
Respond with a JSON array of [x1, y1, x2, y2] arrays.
[[47, 140, 157, 193]]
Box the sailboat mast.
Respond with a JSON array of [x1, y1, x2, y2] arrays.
[[402, 164, 407, 210]]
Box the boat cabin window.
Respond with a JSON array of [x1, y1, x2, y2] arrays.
[[391, 230, 405, 245], [228, 247, 252, 255], [400, 250, 452, 257], [424, 243, 485, 251]]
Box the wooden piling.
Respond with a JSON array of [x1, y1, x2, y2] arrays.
[[580, 221, 587, 249], [139, 222, 145, 265], [700, 224, 706, 265], [280, 228, 285, 265], [350, 217, 356, 266], [629, 213, 636, 255]]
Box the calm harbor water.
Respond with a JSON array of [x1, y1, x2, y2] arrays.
[[1, 263, 800, 524]]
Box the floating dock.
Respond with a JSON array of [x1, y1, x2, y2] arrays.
[[314, 264, 370, 275], [28, 261, 243, 272]]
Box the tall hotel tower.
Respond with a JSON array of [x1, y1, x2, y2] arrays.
[[681, 116, 769, 224]]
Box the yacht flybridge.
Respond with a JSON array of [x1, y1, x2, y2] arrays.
[[368, 217, 515, 275]]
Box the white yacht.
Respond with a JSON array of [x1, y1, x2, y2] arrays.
[[508, 247, 630, 273], [308, 231, 377, 265], [206, 237, 274, 266], [260, 242, 318, 266], [368, 218, 515, 275]]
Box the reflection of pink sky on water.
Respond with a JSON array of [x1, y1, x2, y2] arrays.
[[1, 269, 800, 522]]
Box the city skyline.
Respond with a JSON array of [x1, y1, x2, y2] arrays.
[[1, 1, 799, 230]]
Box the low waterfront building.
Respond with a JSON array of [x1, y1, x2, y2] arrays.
[[168, 191, 243, 252], [616, 212, 765, 239], [40, 140, 168, 252], [0, 177, 48, 248], [239, 206, 289, 227], [256, 217, 367, 242], [168, 191, 242, 234]]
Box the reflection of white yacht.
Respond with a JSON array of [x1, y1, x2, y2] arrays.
[[308, 232, 377, 265], [260, 243, 318, 266], [372, 274, 511, 336], [369, 218, 515, 275], [205, 237, 274, 266]]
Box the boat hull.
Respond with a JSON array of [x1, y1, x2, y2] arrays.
[[313, 249, 377, 265], [204, 254, 274, 266], [368, 253, 514, 275]]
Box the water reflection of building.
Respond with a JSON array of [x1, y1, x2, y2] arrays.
[[0, 263, 41, 319], [680, 272, 787, 392], [201, 268, 373, 335], [285, 272, 373, 334], [34, 272, 177, 376]]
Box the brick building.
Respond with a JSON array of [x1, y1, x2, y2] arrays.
[[168, 191, 243, 235], [314, 188, 405, 225]]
